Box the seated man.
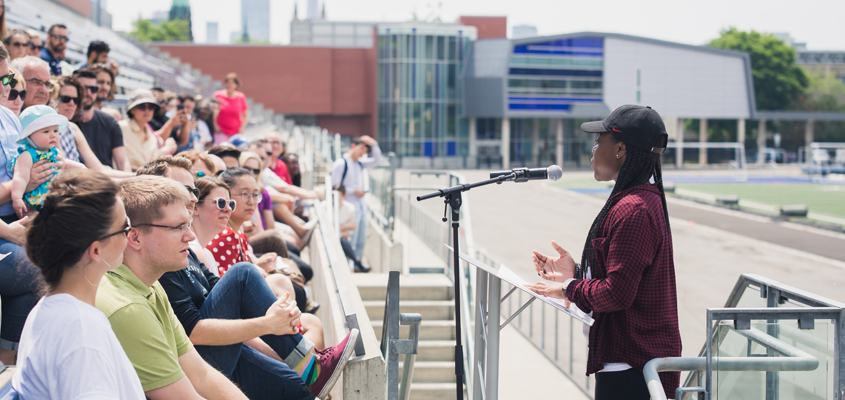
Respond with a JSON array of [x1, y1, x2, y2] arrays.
[[109, 174, 358, 400], [96, 176, 249, 400]]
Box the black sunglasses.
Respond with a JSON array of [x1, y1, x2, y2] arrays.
[[204, 197, 236, 212], [8, 89, 26, 101], [84, 85, 99, 94], [249, 168, 261, 175], [97, 216, 132, 241], [184, 185, 199, 199], [59, 95, 78, 104], [0, 72, 15, 86], [29, 43, 43, 51]]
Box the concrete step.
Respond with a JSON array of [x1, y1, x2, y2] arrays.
[[399, 361, 456, 383], [352, 273, 454, 301], [408, 383, 466, 400], [363, 300, 454, 321], [416, 340, 456, 362], [372, 319, 456, 340]]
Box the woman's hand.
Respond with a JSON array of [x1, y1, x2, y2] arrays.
[[525, 281, 570, 306], [26, 160, 54, 192], [1, 215, 30, 246], [532, 240, 576, 283], [263, 293, 301, 336], [255, 252, 277, 272]]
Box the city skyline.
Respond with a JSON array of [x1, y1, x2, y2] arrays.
[[108, 0, 845, 50]]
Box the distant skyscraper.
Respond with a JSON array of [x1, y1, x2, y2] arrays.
[[512, 25, 538, 38], [306, 0, 319, 20], [207, 22, 219, 44], [242, 0, 270, 42], [169, 0, 193, 41]]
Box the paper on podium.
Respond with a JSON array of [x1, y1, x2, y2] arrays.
[[447, 246, 594, 326]]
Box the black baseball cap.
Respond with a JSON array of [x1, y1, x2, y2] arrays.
[[581, 105, 668, 154]]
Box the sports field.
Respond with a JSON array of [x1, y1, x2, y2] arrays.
[[675, 183, 845, 220], [552, 178, 845, 223]]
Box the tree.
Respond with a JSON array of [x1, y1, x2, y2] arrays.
[[128, 18, 191, 42], [708, 28, 809, 111]]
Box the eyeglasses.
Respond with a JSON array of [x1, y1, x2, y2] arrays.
[[249, 168, 261, 175], [0, 72, 15, 86], [203, 197, 236, 212], [50, 34, 69, 42], [8, 89, 26, 101], [9, 42, 27, 48], [97, 216, 131, 241], [58, 95, 78, 104], [195, 171, 206, 178], [26, 78, 53, 90], [133, 103, 156, 112], [134, 220, 193, 234], [234, 192, 262, 204], [184, 185, 199, 199], [84, 85, 99, 94], [29, 43, 43, 51]]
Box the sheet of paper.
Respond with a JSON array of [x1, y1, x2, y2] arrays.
[[448, 245, 594, 326]]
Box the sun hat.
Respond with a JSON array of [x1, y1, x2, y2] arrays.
[[581, 105, 668, 154], [18, 105, 68, 144], [126, 89, 159, 112]]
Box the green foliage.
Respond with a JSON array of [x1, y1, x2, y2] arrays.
[[128, 18, 191, 42], [794, 68, 845, 112], [708, 28, 809, 111]]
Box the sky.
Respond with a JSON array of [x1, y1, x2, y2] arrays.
[[107, 0, 845, 50]]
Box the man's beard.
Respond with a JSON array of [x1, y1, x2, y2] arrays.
[[83, 103, 94, 111]]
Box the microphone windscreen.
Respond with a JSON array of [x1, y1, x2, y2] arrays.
[[547, 165, 563, 182]]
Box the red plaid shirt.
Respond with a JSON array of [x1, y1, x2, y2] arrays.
[[566, 184, 682, 395]]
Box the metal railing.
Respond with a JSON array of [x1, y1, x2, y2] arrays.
[[381, 271, 422, 400]]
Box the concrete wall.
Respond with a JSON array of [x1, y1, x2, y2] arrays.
[[603, 37, 752, 119], [53, 0, 90, 17]]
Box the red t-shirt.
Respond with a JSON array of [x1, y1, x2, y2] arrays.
[[213, 90, 248, 136], [270, 158, 293, 185], [206, 226, 249, 276]]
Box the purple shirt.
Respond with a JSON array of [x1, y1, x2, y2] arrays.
[[259, 188, 272, 229]]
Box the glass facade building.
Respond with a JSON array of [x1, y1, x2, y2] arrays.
[[377, 25, 476, 158]]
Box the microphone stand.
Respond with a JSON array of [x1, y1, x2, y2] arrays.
[[417, 172, 517, 400]]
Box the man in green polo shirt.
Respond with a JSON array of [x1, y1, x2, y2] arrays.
[[96, 175, 252, 399]]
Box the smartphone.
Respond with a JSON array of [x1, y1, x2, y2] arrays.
[[177, 104, 184, 111]]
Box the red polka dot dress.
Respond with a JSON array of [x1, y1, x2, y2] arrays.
[[206, 226, 249, 276]]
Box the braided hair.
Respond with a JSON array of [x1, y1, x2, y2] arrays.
[[580, 133, 670, 272]]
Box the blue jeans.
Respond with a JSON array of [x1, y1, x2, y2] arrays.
[[0, 239, 42, 350], [195, 263, 315, 400], [350, 204, 368, 258]]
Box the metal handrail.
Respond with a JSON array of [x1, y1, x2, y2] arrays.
[[646, 306, 841, 400], [381, 271, 422, 400]]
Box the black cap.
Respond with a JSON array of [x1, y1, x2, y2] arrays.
[[581, 105, 668, 154]]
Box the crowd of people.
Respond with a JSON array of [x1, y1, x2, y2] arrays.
[[0, 18, 382, 400]]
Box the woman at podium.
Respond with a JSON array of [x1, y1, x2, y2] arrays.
[[526, 105, 682, 400]]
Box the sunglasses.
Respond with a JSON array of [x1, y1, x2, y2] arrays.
[[184, 185, 199, 199], [29, 43, 43, 51], [205, 197, 236, 212], [133, 103, 156, 111], [0, 72, 15, 86], [85, 85, 99, 94], [9, 42, 27, 48], [50, 34, 70, 42], [8, 89, 26, 101], [59, 95, 78, 104], [249, 168, 261, 175], [195, 171, 206, 178]]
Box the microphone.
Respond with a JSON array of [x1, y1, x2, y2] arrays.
[[490, 165, 563, 182]]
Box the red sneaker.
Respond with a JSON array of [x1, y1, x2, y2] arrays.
[[307, 328, 360, 398]]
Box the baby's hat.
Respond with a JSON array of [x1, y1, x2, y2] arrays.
[[18, 105, 68, 144]]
